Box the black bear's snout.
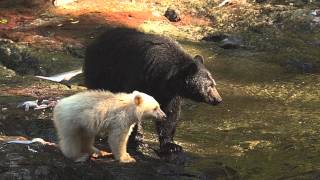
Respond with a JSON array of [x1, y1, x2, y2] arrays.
[[212, 96, 223, 105], [209, 87, 222, 105]]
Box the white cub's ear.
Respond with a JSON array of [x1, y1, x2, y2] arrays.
[[134, 94, 143, 106], [132, 90, 140, 95]]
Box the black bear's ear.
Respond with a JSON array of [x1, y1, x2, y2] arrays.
[[194, 55, 204, 64], [179, 62, 198, 77], [167, 62, 198, 81], [134, 95, 143, 106]]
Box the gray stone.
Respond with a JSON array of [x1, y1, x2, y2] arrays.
[[164, 8, 181, 22]]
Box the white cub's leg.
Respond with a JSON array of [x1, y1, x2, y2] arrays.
[[59, 131, 84, 161], [82, 135, 112, 158], [108, 129, 121, 161], [108, 128, 136, 163], [58, 127, 93, 162], [79, 133, 97, 160], [123, 124, 136, 160], [80, 133, 96, 153], [119, 129, 135, 163]]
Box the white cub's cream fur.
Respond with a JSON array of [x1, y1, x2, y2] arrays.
[[53, 90, 166, 163]]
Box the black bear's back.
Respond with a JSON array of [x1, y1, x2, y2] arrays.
[[84, 27, 191, 99]]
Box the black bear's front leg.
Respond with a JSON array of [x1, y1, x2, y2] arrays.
[[156, 96, 182, 147], [155, 96, 186, 164], [128, 121, 146, 149]]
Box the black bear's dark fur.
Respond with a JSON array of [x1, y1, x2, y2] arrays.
[[84, 27, 222, 158]]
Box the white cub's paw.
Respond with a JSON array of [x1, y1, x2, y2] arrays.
[[74, 154, 90, 162], [119, 155, 136, 163]]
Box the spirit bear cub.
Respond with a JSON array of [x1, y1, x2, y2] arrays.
[[53, 90, 166, 163]]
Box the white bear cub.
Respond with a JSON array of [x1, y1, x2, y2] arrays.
[[53, 90, 166, 163]]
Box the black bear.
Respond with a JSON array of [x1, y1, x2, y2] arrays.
[[84, 27, 222, 160]]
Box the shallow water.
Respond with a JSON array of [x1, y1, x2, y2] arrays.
[[145, 41, 320, 179], [1, 39, 319, 179]]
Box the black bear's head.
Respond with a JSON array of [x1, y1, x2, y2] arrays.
[[175, 55, 222, 105]]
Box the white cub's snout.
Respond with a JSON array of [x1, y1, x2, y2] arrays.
[[156, 109, 167, 120]]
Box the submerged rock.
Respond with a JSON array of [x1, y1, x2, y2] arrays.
[[283, 59, 316, 73], [310, 40, 320, 46]]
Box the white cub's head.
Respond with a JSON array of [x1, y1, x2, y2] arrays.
[[132, 91, 166, 120]]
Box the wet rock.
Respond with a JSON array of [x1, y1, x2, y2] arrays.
[[164, 8, 181, 22], [202, 34, 229, 42], [220, 36, 243, 49], [0, 39, 44, 75], [202, 34, 243, 49], [282, 59, 316, 73], [65, 44, 85, 58]]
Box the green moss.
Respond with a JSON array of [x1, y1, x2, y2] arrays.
[[27, 48, 83, 75]]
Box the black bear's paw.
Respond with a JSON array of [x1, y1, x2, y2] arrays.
[[136, 140, 149, 151], [128, 139, 149, 151], [161, 142, 183, 153], [156, 142, 187, 165]]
